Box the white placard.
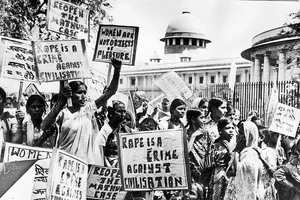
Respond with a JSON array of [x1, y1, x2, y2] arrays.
[[269, 103, 300, 137], [155, 71, 192, 101], [118, 129, 191, 191]]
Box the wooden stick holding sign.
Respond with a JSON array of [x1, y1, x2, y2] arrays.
[[63, 81, 73, 107], [17, 81, 24, 110], [106, 63, 112, 86]]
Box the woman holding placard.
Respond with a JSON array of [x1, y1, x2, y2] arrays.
[[41, 58, 122, 164]]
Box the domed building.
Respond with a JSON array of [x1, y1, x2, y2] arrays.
[[241, 26, 300, 82], [119, 11, 251, 100], [160, 11, 212, 62]]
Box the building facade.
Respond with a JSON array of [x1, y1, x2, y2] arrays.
[[118, 11, 251, 100], [241, 26, 300, 82]]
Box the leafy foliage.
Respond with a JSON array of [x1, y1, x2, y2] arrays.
[[0, 0, 113, 41]]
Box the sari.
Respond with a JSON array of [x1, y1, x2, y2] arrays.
[[56, 102, 100, 164]]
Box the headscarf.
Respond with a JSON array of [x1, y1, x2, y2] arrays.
[[243, 121, 259, 148], [191, 97, 203, 108], [108, 100, 125, 115], [124, 110, 136, 129]]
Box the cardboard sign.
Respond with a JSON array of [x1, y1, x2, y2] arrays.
[[46, 148, 88, 200], [155, 71, 192, 101], [93, 25, 139, 66], [269, 103, 300, 137], [32, 39, 90, 82], [25, 83, 41, 97], [87, 165, 126, 200], [0, 37, 38, 82], [47, 0, 89, 39], [32, 159, 51, 200], [86, 68, 107, 100], [3, 143, 52, 162], [117, 129, 191, 191]]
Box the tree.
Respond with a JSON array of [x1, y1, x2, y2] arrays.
[[0, 0, 113, 41]]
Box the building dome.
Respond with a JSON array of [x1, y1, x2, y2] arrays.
[[160, 11, 211, 43]]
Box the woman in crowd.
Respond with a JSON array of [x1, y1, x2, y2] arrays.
[[158, 98, 186, 130], [191, 97, 209, 116], [15, 94, 57, 148], [151, 97, 170, 122], [203, 97, 227, 146], [99, 100, 129, 167], [186, 108, 210, 185], [257, 130, 281, 200], [124, 110, 136, 130], [0, 87, 19, 144], [205, 118, 235, 200], [224, 121, 264, 200], [274, 139, 300, 200], [41, 58, 121, 164], [225, 104, 235, 123]]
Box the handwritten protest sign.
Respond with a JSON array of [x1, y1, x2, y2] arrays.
[[86, 68, 107, 100], [32, 39, 90, 82], [3, 143, 52, 162], [155, 71, 192, 101], [117, 129, 191, 191], [87, 165, 127, 200], [269, 103, 300, 137], [32, 159, 51, 200], [25, 83, 41, 97], [47, 0, 89, 39], [0, 37, 38, 82], [93, 25, 139, 66], [46, 149, 88, 200]]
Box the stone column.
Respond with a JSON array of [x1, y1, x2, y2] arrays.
[[253, 55, 261, 82], [250, 57, 254, 82], [278, 51, 286, 81], [242, 70, 248, 82], [135, 76, 139, 91], [216, 72, 221, 84], [204, 72, 208, 84], [262, 51, 271, 82], [143, 76, 147, 90], [182, 73, 186, 83]]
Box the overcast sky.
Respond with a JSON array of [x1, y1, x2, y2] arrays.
[[109, 0, 300, 63]]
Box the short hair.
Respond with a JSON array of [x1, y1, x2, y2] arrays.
[[192, 97, 208, 108], [0, 87, 6, 101]]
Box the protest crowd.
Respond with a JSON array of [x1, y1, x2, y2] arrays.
[[1, 62, 300, 200], [0, 1, 300, 200]]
